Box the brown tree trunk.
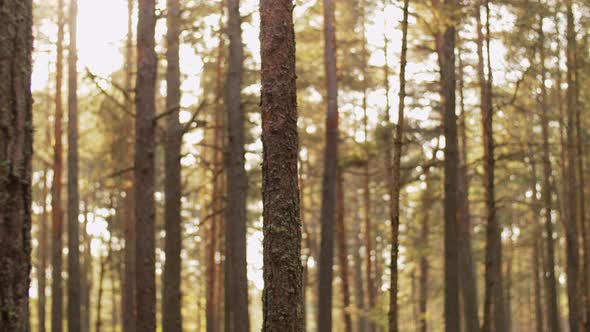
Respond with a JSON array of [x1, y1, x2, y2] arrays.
[[52, 1, 66, 330], [39, 165, 49, 332], [224, 0, 250, 330], [457, 33, 480, 332], [260, 0, 304, 329], [439, 0, 461, 331], [352, 193, 367, 332], [336, 172, 352, 332], [565, 3, 580, 331], [81, 203, 92, 332], [215, 209, 226, 332], [134, 0, 157, 331], [206, 212, 218, 332], [317, 0, 339, 329], [418, 169, 432, 332], [363, 5, 375, 328], [478, 3, 505, 331], [96, 236, 113, 332], [162, 0, 183, 331], [66, 0, 81, 330], [537, 14, 561, 332], [0, 0, 33, 329], [387, 1, 408, 331], [122, 1, 136, 332], [529, 162, 544, 332]]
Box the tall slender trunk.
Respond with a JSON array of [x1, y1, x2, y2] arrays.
[[206, 211, 218, 332], [225, 0, 250, 330], [122, 1, 136, 332], [418, 169, 432, 332], [478, 3, 505, 331], [96, 236, 113, 332], [387, 1, 409, 331], [352, 192, 367, 332], [39, 158, 49, 332], [135, 0, 157, 331], [336, 172, 352, 332], [318, 0, 339, 329], [537, 14, 561, 332], [215, 208, 226, 332], [162, 0, 183, 331], [565, 3, 580, 331], [362, 4, 374, 328], [438, 0, 460, 331], [52, 1, 66, 330], [81, 203, 92, 332], [0, 0, 33, 329], [457, 32, 480, 332], [260, 0, 304, 329], [66, 0, 81, 330]]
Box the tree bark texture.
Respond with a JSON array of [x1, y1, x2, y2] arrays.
[[335, 172, 352, 332], [0, 0, 33, 330], [260, 1, 304, 330]]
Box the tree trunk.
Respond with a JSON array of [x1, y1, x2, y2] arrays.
[[318, 0, 339, 329], [418, 169, 432, 332], [134, 0, 157, 331], [336, 172, 352, 332], [439, 0, 461, 331], [96, 236, 113, 332], [386, 1, 408, 331], [162, 0, 183, 331], [81, 203, 92, 332], [352, 192, 367, 332], [364, 5, 375, 328], [52, 1, 66, 330], [0, 0, 33, 329], [38, 161, 49, 332], [529, 161, 544, 332], [477, 3, 505, 331], [260, 0, 304, 329], [565, 3, 580, 331], [537, 14, 561, 332], [225, 0, 250, 330], [457, 32, 480, 332], [122, 1, 136, 331], [66, 0, 81, 330]]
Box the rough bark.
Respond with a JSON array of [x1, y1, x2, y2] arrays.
[[260, 0, 304, 330], [52, 1, 65, 330], [335, 172, 352, 332], [387, 1, 408, 331], [122, 1, 136, 331], [66, 0, 81, 330], [224, 0, 250, 330], [317, 0, 339, 329], [134, 0, 157, 331], [439, 0, 460, 331], [0, 0, 33, 330], [537, 14, 561, 332], [565, 3, 580, 332], [478, 3, 505, 331], [162, 0, 183, 331], [457, 32, 480, 332]]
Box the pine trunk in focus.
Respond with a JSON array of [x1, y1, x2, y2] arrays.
[[260, 0, 304, 329], [0, 0, 33, 329]]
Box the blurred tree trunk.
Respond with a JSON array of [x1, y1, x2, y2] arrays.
[[162, 0, 183, 331], [336, 172, 352, 332], [529, 162, 544, 332], [0, 0, 33, 329], [537, 14, 561, 332], [565, 2, 580, 331], [418, 169, 432, 332], [134, 0, 157, 331], [457, 30, 480, 332], [386, 1, 408, 331], [81, 202, 92, 332], [477, 3, 506, 331], [260, 0, 304, 329], [225, 0, 250, 330], [52, 1, 65, 330], [39, 161, 49, 332], [438, 0, 461, 331], [67, 0, 81, 330], [122, 1, 136, 331], [318, 0, 339, 328], [360, 4, 373, 330], [352, 192, 367, 332]]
